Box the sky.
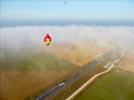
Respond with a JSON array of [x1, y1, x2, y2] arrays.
[[1, 0, 134, 25]]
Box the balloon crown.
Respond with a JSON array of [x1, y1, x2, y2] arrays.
[[44, 33, 52, 41]]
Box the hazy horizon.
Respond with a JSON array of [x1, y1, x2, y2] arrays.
[[1, 20, 134, 27], [1, 0, 134, 27]]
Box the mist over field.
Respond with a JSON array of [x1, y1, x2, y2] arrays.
[[1, 25, 134, 68], [1, 25, 134, 99], [1, 25, 134, 67], [1, 25, 134, 53]]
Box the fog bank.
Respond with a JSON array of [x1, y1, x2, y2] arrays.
[[1, 25, 134, 54]]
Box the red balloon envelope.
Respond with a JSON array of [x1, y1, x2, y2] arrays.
[[44, 33, 52, 45]]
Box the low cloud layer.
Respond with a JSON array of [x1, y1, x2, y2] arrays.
[[1, 25, 134, 54]]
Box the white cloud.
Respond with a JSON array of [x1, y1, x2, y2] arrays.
[[1, 25, 134, 54]]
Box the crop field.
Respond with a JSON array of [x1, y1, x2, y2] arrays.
[[1, 25, 133, 100], [75, 68, 134, 100], [0, 48, 107, 100], [0, 32, 107, 100], [117, 50, 134, 72], [0, 50, 78, 100], [46, 43, 107, 66], [52, 63, 106, 100]]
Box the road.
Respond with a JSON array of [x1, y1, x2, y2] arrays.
[[66, 51, 124, 100], [35, 50, 123, 100]]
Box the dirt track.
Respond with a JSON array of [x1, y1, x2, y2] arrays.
[[66, 51, 124, 100], [66, 64, 114, 100]]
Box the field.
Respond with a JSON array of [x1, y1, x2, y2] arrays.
[[46, 43, 107, 66], [74, 50, 134, 100], [1, 26, 133, 100], [0, 46, 105, 100], [0, 50, 78, 100], [53, 63, 106, 100], [117, 50, 134, 72], [75, 68, 134, 100]]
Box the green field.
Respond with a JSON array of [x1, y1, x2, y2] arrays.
[[75, 68, 134, 100]]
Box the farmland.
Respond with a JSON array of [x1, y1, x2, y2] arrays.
[[1, 25, 133, 100], [46, 43, 108, 66], [0, 44, 106, 100], [74, 50, 134, 100], [0, 50, 78, 100], [117, 50, 134, 72], [75, 68, 134, 100]]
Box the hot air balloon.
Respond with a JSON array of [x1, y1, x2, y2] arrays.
[[44, 33, 52, 45]]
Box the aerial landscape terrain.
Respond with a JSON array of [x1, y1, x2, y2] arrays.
[[1, 0, 134, 100], [1, 26, 134, 100]]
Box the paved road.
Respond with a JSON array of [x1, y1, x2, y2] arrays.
[[35, 50, 122, 100], [66, 51, 124, 100]]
